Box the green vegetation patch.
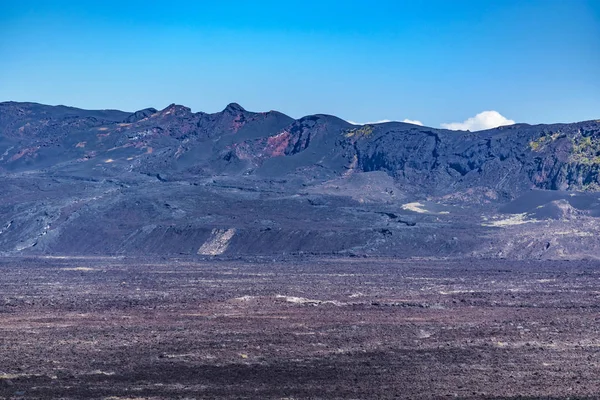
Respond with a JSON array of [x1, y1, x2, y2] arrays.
[[344, 125, 374, 138], [570, 135, 600, 166], [529, 132, 561, 151]]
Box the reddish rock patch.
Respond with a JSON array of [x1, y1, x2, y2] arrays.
[[265, 131, 291, 157], [9, 146, 39, 162]]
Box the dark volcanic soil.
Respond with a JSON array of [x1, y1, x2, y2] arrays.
[[1, 257, 600, 399]]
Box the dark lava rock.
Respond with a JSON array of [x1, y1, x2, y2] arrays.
[[0, 101, 599, 258]]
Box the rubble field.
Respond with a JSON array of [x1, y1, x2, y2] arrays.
[[1, 256, 599, 399]]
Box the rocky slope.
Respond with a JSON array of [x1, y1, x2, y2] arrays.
[[1, 101, 599, 258]]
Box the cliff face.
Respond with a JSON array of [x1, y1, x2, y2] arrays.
[[344, 120, 600, 196], [1, 101, 600, 259]]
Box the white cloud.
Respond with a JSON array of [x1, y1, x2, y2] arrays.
[[402, 119, 423, 126], [347, 119, 391, 125], [348, 118, 423, 126], [441, 111, 515, 132]]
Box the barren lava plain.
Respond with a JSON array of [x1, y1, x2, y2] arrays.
[[1, 256, 600, 399]]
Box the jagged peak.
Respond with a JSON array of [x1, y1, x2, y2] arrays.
[[160, 103, 191, 115], [127, 106, 158, 115], [223, 102, 246, 113], [125, 107, 158, 123]]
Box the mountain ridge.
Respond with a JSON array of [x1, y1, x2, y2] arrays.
[[2, 100, 600, 195], [1, 100, 600, 259]]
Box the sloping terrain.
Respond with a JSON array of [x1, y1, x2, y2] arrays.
[[1, 101, 600, 259]]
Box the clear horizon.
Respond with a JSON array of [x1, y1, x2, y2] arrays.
[[1, 0, 599, 131]]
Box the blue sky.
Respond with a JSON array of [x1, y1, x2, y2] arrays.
[[1, 0, 599, 129]]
